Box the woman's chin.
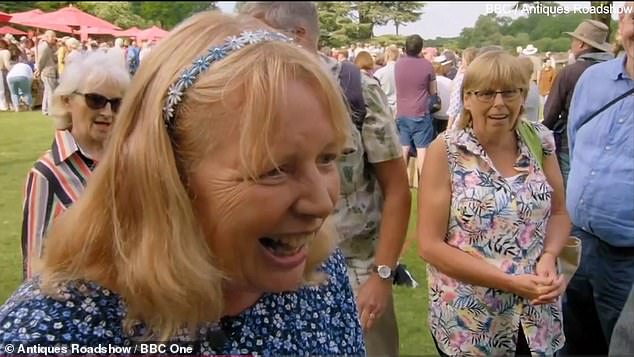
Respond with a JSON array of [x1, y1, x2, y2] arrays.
[[257, 265, 308, 293]]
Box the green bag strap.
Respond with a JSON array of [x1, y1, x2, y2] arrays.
[[517, 120, 544, 170]]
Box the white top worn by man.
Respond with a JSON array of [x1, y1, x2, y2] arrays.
[[373, 45, 400, 117], [239, 3, 411, 357]]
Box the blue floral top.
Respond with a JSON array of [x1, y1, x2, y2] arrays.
[[0, 250, 365, 356]]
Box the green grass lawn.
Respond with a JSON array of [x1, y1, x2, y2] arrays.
[[0, 111, 435, 355]]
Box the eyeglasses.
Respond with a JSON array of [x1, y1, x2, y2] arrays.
[[466, 89, 523, 103], [73, 92, 122, 112]]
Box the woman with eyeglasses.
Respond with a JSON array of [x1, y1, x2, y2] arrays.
[[418, 51, 571, 356], [20, 51, 130, 280]]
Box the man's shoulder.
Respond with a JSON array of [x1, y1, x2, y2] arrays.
[[395, 56, 433, 75], [319, 54, 341, 77], [360, 71, 380, 88], [574, 58, 619, 94], [373, 65, 390, 78], [579, 57, 621, 79], [395, 56, 424, 66]]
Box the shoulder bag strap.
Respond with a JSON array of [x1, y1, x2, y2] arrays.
[[577, 87, 634, 131]]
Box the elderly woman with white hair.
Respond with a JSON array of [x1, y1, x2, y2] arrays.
[[20, 51, 130, 280], [64, 37, 82, 66]]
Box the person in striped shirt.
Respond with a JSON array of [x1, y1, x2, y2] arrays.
[[21, 51, 130, 279]]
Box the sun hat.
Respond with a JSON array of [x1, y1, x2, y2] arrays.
[[565, 19, 612, 53], [522, 44, 538, 56], [433, 55, 452, 66]]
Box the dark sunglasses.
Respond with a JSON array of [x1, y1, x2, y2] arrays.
[[73, 92, 122, 112]]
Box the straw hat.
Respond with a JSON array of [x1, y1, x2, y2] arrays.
[[565, 19, 612, 53], [522, 44, 538, 56], [433, 55, 452, 66]]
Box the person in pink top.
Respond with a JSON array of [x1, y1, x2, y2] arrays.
[[394, 35, 438, 177]]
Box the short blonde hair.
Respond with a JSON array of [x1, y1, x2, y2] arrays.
[[460, 51, 529, 130], [385, 45, 400, 62], [517, 56, 535, 79], [65, 37, 80, 50], [40, 11, 349, 341], [50, 51, 130, 129], [461, 47, 477, 67]]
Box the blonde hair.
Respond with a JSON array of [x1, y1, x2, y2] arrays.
[[65, 37, 80, 50], [38, 11, 349, 341], [517, 56, 536, 79], [461, 47, 477, 68], [385, 45, 400, 62], [354, 50, 374, 71], [459, 51, 529, 130], [433, 62, 449, 76], [50, 51, 130, 129]]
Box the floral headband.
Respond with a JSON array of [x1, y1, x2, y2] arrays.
[[162, 30, 294, 131]]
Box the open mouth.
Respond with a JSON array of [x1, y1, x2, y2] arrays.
[[488, 114, 509, 120], [259, 233, 315, 257]]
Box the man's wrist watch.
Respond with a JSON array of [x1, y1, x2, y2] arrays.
[[369, 264, 395, 280]]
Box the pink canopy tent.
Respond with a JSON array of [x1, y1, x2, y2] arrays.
[[81, 26, 118, 36], [0, 11, 11, 23], [0, 25, 27, 35], [8, 9, 44, 23], [10, 9, 73, 34], [137, 26, 168, 41], [116, 26, 142, 38], [27, 5, 119, 30], [20, 6, 120, 41]]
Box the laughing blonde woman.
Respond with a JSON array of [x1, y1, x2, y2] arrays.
[[1, 11, 364, 356]]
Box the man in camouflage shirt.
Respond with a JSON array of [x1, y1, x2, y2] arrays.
[[240, 3, 411, 356]]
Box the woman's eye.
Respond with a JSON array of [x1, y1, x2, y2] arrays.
[[259, 167, 287, 180], [256, 163, 294, 183], [318, 153, 338, 166]]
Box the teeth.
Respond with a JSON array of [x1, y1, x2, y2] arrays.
[[264, 233, 316, 256]]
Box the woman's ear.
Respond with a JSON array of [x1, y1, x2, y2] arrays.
[[463, 93, 471, 111], [62, 95, 72, 111]]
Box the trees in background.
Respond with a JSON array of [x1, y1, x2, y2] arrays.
[[450, 7, 618, 53], [319, 2, 425, 47], [0, 1, 620, 52], [134, 2, 216, 29]]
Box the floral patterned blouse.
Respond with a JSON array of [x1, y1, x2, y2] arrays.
[[428, 121, 564, 356], [0, 250, 365, 356]]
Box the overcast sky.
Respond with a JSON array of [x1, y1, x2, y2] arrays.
[[216, 1, 625, 39]]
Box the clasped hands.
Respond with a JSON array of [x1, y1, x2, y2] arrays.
[[509, 252, 567, 305]]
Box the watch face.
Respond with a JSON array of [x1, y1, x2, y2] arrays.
[[378, 265, 392, 279]]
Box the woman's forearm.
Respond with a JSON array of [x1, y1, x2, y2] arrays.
[[420, 240, 513, 293], [543, 212, 572, 257]]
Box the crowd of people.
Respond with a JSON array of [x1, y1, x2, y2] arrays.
[[0, 31, 156, 113], [0, 1, 632, 356]]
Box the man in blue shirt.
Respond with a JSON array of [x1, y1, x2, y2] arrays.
[[563, 3, 634, 355], [126, 41, 140, 76]]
